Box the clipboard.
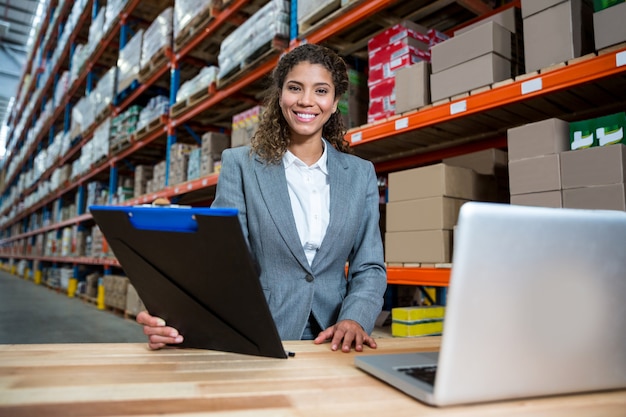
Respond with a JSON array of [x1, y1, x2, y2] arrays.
[[89, 205, 287, 359]]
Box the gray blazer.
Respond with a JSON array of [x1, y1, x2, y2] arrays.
[[212, 143, 387, 340]]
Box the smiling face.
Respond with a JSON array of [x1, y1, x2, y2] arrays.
[[279, 62, 339, 144]]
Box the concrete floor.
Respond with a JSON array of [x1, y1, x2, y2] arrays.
[[0, 270, 147, 344]]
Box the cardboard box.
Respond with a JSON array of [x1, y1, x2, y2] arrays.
[[368, 54, 424, 86], [386, 196, 468, 232], [563, 183, 626, 210], [443, 148, 509, 176], [368, 20, 429, 54], [388, 163, 479, 202], [431, 21, 512, 73], [369, 37, 430, 68], [521, 0, 567, 18], [385, 230, 452, 263], [507, 118, 570, 161], [510, 190, 563, 208], [369, 77, 395, 101], [509, 154, 561, 195], [201, 131, 230, 156], [523, 0, 595, 72], [430, 53, 511, 102], [593, 1, 626, 49], [394, 61, 430, 114], [560, 144, 626, 188]]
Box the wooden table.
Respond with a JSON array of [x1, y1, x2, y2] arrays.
[[1, 338, 625, 416]]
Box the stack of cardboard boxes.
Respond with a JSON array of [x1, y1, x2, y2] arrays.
[[200, 131, 230, 175], [429, 20, 515, 102], [103, 274, 130, 311], [169, 143, 199, 185], [147, 160, 167, 194], [385, 157, 505, 265], [367, 21, 447, 123], [562, 112, 626, 210], [521, 0, 594, 73], [593, 0, 626, 50], [231, 106, 263, 148], [508, 118, 569, 207], [133, 165, 154, 198], [395, 6, 523, 113], [508, 113, 626, 210]]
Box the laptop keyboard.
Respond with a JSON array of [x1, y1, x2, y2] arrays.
[[397, 365, 438, 386]]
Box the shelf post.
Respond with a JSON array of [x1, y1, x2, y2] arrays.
[[33, 259, 42, 285], [76, 184, 85, 215], [290, 0, 298, 41], [108, 165, 118, 205], [98, 265, 111, 310], [68, 264, 79, 298]]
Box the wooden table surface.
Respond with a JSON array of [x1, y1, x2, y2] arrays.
[[1, 337, 625, 416]]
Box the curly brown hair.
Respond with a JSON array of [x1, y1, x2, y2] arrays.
[[250, 43, 352, 164]]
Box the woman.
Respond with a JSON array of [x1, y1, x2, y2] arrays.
[[137, 43, 387, 352]]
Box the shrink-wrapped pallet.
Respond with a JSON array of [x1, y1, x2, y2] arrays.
[[92, 117, 111, 163], [53, 71, 70, 108], [137, 95, 169, 130], [88, 6, 106, 54], [92, 66, 117, 120], [104, 0, 128, 34], [70, 43, 89, 83], [117, 29, 144, 93], [141, 7, 173, 69], [173, 0, 214, 40], [217, 0, 290, 80], [175, 66, 218, 103]]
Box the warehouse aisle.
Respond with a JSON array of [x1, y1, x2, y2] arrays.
[[0, 270, 146, 344]]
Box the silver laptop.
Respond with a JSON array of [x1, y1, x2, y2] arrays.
[[355, 201, 626, 406]]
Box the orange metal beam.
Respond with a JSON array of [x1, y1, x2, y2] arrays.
[[386, 266, 450, 287], [349, 47, 626, 147], [175, 0, 249, 61], [304, 0, 397, 45]]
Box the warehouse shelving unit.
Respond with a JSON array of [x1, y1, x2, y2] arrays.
[[2, 0, 626, 292]]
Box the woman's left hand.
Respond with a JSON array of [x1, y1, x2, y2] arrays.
[[314, 319, 378, 352]]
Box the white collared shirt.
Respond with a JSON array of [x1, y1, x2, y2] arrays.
[[283, 142, 330, 266]]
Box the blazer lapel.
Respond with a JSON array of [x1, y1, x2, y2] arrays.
[[313, 145, 352, 269], [253, 155, 311, 271]]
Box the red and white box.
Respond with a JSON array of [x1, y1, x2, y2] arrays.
[[368, 20, 429, 54]]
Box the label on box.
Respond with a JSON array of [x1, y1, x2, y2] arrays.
[[570, 112, 626, 149]]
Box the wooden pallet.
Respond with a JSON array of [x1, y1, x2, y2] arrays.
[[298, 0, 343, 34], [169, 86, 212, 119], [93, 107, 112, 126], [78, 293, 98, 306], [298, 0, 361, 37], [177, 20, 235, 62], [174, 5, 217, 52], [217, 36, 289, 88], [109, 136, 133, 154], [133, 114, 167, 141], [138, 46, 171, 84]]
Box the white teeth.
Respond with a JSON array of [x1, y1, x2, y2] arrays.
[[296, 113, 315, 119]]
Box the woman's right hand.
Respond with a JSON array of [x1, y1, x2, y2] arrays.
[[136, 311, 184, 350]]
